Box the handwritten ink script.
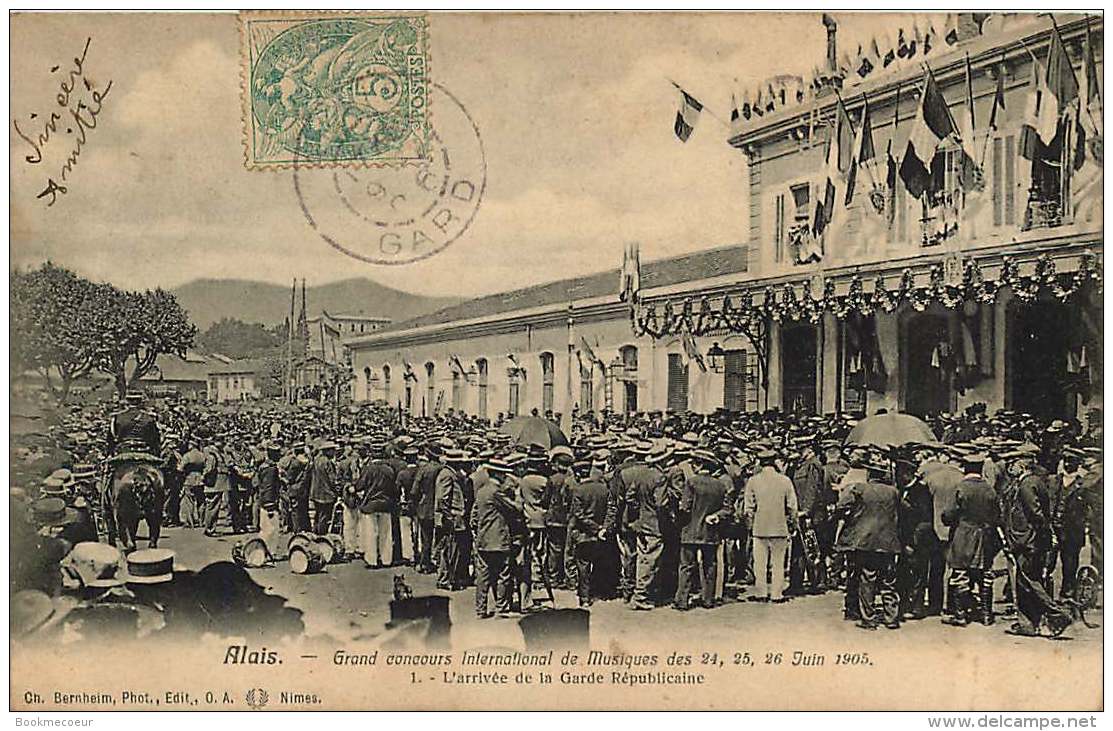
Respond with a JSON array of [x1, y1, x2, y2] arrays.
[[12, 37, 113, 207]]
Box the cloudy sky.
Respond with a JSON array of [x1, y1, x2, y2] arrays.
[[10, 12, 923, 298]]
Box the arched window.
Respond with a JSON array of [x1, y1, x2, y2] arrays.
[[363, 366, 372, 401], [619, 345, 638, 413], [451, 370, 463, 411], [540, 352, 555, 413], [580, 360, 593, 412], [476, 358, 489, 418], [425, 362, 435, 416], [382, 364, 391, 403], [508, 369, 521, 418]]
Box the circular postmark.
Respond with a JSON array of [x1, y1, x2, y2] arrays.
[[293, 83, 486, 266]]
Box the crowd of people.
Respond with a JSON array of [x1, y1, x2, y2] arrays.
[[10, 391, 1104, 641]]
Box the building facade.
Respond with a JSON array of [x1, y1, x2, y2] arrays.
[[208, 362, 261, 403], [348, 13, 1102, 423]]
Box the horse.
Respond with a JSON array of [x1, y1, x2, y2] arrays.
[[103, 456, 165, 553]]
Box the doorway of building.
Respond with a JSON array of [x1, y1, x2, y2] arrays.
[[780, 324, 817, 415], [903, 312, 952, 417], [1008, 300, 1072, 421]]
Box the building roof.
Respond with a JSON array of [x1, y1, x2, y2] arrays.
[[207, 359, 264, 376], [139, 353, 211, 383], [381, 244, 748, 333], [312, 310, 392, 323]]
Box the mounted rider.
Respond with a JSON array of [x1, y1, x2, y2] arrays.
[[104, 391, 166, 550]]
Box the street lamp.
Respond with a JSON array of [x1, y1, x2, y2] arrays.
[[706, 342, 726, 373]]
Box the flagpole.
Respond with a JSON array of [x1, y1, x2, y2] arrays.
[[1046, 15, 1100, 134]]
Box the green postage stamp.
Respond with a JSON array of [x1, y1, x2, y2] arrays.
[[240, 12, 430, 168]]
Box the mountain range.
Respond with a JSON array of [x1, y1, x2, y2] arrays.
[[170, 278, 463, 329]]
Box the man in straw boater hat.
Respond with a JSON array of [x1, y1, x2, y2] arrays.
[[471, 456, 526, 619], [309, 438, 339, 535], [545, 445, 576, 591], [999, 446, 1073, 638], [673, 449, 731, 612], [517, 444, 552, 610], [833, 451, 901, 631], [940, 452, 1001, 628], [435, 447, 471, 590], [255, 441, 284, 547], [743, 447, 798, 604], [567, 450, 613, 607], [357, 439, 398, 569], [411, 438, 447, 575]]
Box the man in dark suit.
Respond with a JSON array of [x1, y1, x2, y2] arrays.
[[356, 444, 398, 568], [942, 453, 1000, 627], [624, 445, 671, 610], [471, 459, 526, 618], [789, 441, 825, 595], [834, 454, 902, 630], [674, 450, 731, 611], [395, 446, 421, 565], [1001, 451, 1071, 637], [435, 449, 470, 590], [545, 446, 575, 590], [310, 441, 339, 534], [567, 464, 613, 607], [610, 442, 646, 603], [1049, 448, 1089, 599], [255, 442, 283, 546], [411, 444, 444, 574]]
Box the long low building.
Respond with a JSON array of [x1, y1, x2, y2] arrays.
[[347, 13, 1103, 425]]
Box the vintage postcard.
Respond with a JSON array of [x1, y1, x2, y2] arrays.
[[8, 10, 1104, 714]]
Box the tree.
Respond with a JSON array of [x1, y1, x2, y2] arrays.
[[260, 355, 286, 398], [196, 318, 284, 358], [10, 263, 103, 403], [95, 287, 197, 400], [11, 263, 198, 404]]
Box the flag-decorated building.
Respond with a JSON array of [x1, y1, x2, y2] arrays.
[[347, 12, 1102, 424], [707, 11, 1102, 422]]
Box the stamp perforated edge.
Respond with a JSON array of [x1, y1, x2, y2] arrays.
[[238, 10, 431, 172]]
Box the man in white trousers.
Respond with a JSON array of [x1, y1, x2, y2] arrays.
[[340, 440, 367, 557], [743, 449, 798, 603], [356, 443, 398, 568]]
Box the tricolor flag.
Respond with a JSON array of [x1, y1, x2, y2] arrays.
[[846, 96, 876, 206], [672, 83, 704, 142], [1078, 17, 1102, 140], [578, 336, 605, 369], [945, 13, 960, 45], [957, 53, 982, 192], [881, 30, 897, 68], [1019, 60, 1048, 161], [1039, 24, 1079, 146], [899, 70, 956, 199], [681, 332, 707, 373], [814, 96, 855, 237], [922, 23, 937, 56], [988, 68, 1006, 132], [619, 241, 641, 303]]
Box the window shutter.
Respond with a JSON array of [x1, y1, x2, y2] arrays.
[[774, 193, 786, 263], [667, 353, 689, 412], [724, 349, 747, 412], [992, 136, 1004, 227], [1004, 135, 1016, 226]]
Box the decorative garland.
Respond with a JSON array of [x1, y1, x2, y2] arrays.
[[631, 251, 1103, 339]]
